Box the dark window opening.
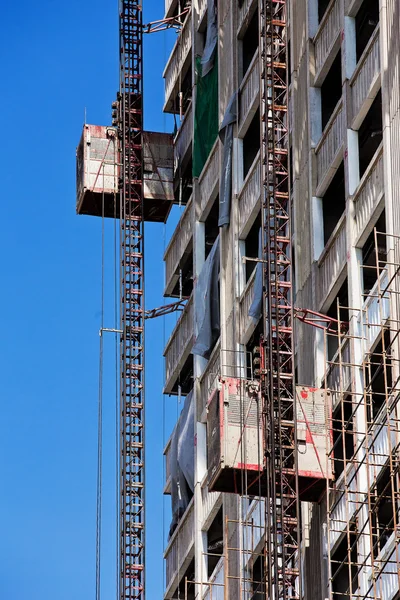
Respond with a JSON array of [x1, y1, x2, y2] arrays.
[[326, 279, 349, 361], [331, 527, 358, 600], [207, 507, 223, 578], [322, 162, 345, 246], [246, 320, 264, 380], [318, 0, 331, 22], [171, 355, 194, 395], [365, 331, 392, 424], [176, 558, 195, 600], [245, 212, 261, 282], [371, 465, 398, 553], [242, 9, 259, 76], [174, 156, 193, 205], [358, 90, 382, 178], [172, 69, 192, 116], [243, 109, 260, 178], [251, 554, 266, 600], [205, 196, 220, 259], [332, 395, 355, 478], [321, 50, 342, 131], [355, 0, 380, 61], [362, 211, 386, 295]]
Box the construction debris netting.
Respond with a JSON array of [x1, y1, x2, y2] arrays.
[[169, 389, 194, 538], [193, 57, 219, 178], [218, 92, 237, 227], [192, 236, 220, 358], [248, 227, 263, 320], [201, 0, 218, 76]]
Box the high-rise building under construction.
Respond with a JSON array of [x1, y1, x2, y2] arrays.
[[161, 1, 400, 600]]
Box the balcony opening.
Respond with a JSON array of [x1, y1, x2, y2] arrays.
[[171, 355, 194, 396], [365, 330, 392, 423], [242, 8, 259, 77], [331, 526, 358, 600], [172, 68, 192, 116], [207, 507, 224, 578], [176, 558, 195, 600], [332, 395, 355, 478], [245, 212, 261, 282], [321, 50, 342, 131], [243, 109, 261, 178], [318, 0, 331, 23], [326, 278, 348, 361], [355, 0, 380, 62], [174, 155, 193, 205], [371, 465, 398, 553], [358, 90, 382, 178], [251, 553, 266, 600], [205, 196, 220, 260], [322, 161, 345, 246], [246, 320, 263, 380], [362, 210, 386, 296]]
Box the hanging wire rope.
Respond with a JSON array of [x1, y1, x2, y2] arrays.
[[95, 185, 106, 600]]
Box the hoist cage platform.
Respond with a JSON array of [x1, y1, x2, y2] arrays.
[[207, 378, 333, 501], [76, 124, 174, 222]]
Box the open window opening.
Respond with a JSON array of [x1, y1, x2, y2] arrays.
[[355, 0, 380, 62], [361, 211, 386, 296], [246, 320, 264, 380], [243, 109, 260, 178], [326, 278, 349, 361], [318, 0, 331, 23], [322, 162, 345, 246], [331, 526, 358, 600], [207, 507, 224, 578], [332, 394, 355, 478], [172, 68, 193, 116], [205, 196, 220, 260], [358, 90, 382, 178], [175, 558, 195, 600], [365, 330, 392, 424], [245, 212, 262, 282], [251, 553, 266, 600], [371, 464, 398, 553], [242, 8, 259, 78], [175, 156, 193, 205], [171, 356, 194, 396], [321, 50, 342, 131]]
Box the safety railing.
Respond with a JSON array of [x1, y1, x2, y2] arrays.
[[164, 196, 193, 295], [239, 51, 260, 134], [164, 11, 192, 110], [199, 140, 220, 218], [353, 144, 383, 243], [164, 435, 172, 494], [359, 267, 389, 354], [199, 340, 221, 416], [350, 26, 380, 127], [174, 104, 193, 172], [164, 295, 194, 393], [201, 484, 222, 529], [314, 0, 342, 83], [239, 269, 257, 344], [315, 100, 344, 191], [318, 212, 347, 308], [165, 499, 195, 595], [238, 152, 261, 237]]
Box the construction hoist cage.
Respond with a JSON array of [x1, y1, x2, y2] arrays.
[[259, 1, 301, 599]]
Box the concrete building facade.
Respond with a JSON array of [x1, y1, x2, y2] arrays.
[[162, 1, 400, 599]]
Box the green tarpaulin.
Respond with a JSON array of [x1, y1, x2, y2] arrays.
[[193, 56, 219, 178]]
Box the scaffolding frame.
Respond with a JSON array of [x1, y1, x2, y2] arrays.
[[322, 230, 400, 600]]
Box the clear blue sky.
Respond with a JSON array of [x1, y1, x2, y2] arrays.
[[0, 2, 181, 598]]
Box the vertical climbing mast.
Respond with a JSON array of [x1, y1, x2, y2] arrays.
[[259, 1, 300, 599], [118, 3, 145, 600]]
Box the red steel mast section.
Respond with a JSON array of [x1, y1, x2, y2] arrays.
[[118, 2, 145, 600], [259, 1, 301, 599]]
